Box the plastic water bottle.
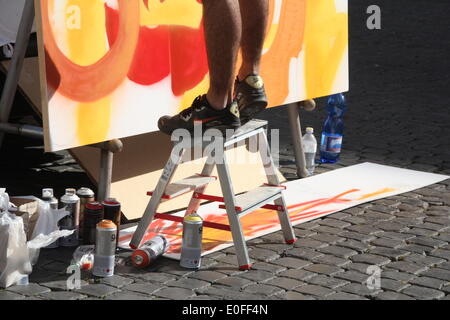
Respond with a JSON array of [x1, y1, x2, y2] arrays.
[[303, 127, 317, 176], [320, 93, 347, 163]]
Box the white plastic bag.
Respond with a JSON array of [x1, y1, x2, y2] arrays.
[[31, 201, 70, 241], [28, 229, 74, 266], [0, 188, 12, 212], [0, 211, 32, 288]]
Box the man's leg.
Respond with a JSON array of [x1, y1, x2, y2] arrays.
[[237, 0, 269, 80], [203, 0, 242, 110]]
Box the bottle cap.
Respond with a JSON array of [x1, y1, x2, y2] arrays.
[[85, 201, 103, 211], [65, 188, 76, 196], [42, 188, 54, 198], [97, 219, 116, 229], [306, 127, 314, 134], [76, 187, 95, 197]]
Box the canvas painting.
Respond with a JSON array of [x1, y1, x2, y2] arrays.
[[35, 0, 348, 151]]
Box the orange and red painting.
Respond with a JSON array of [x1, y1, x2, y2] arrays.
[[35, 0, 348, 151]]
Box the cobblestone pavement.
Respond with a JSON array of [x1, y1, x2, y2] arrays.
[[1, 1, 449, 300]]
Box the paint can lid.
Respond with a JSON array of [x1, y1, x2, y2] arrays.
[[103, 198, 120, 206], [86, 201, 103, 211], [131, 250, 150, 268], [97, 219, 116, 229], [184, 212, 203, 222], [77, 187, 95, 197]]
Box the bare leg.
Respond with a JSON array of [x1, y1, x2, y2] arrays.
[[237, 0, 269, 81], [203, 0, 242, 110]]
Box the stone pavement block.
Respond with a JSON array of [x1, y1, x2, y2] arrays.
[[285, 248, 324, 260], [310, 233, 345, 245], [424, 216, 450, 225], [402, 254, 445, 267], [443, 286, 450, 294], [106, 291, 151, 300], [243, 284, 284, 296], [364, 211, 395, 222], [312, 254, 351, 268], [369, 247, 410, 261], [278, 291, 316, 300], [382, 270, 416, 282], [248, 248, 280, 262], [400, 244, 434, 255], [345, 225, 383, 235], [410, 276, 446, 289], [95, 275, 134, 288], [213, 254, 239, 266], [188, 271, 228, 283], [209, 263, 246, 276], [188, 295, 221, 300], [215, 276, 254, 289], [157, 264, 196, 277], [342, 216, 366, 225], [378, 232, 416, 241], [376, 222, 409, 232], [386, 261, 428, 275], [154, 287, 196, 300], [294, 238, 329, 249], [401, 285, 445, 300], [329, 212, 352, 220], [345, 263, 372, 274], [265, 277, 305, 291], [394, 217, 424, 226], [271, 257, 311, 269], [429, 249, 450, 260], [375, 292, 415, 300], [370, 238, 405, 249], [334, 271, 370, 284], [254, 243, 292, 254], [40, 261, 69, 273], [251, 262, 286, 274], [420, 268, 450, 281], [318, 245, 358, 259], [380, 279, 410, 292], [369, 205, 399, 215], [123, 283, 161, 295], [294, 229, 318, 238], [294, 284, 334, 298], [304, 264, 343, 276], [40, 279, 89, 291], [419, 223, 449, 232], [405, 228, 439, 237], [325, 292, 367, 300], [294, 221, 320, 230], [279, 269, 317, 281], [350, 253, 391, 266], [335, 240, 372, 253], [434, 233, 450, 242], [132, 272, 177, 284], [438, 262, 450, 270], [306, 275, 349, 289], [314, 226, 346, 235], [240, 270, 275, 282], [75, 284, 121, 298], [166, 278, 211, 290], [0, 291, 26, 300], [197, 285, 264, 300], [317, 218, 351, 229], [340, 283, 381, 297], [6, 283, 51, 296], [407, 237, 447, 248], [38, 291, 87, 300], [340, 231, 376, 242]]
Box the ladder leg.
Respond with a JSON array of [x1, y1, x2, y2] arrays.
[[258, 132, 296, 243], [129, 146, 185, 249], [216, 157, 252, 270]]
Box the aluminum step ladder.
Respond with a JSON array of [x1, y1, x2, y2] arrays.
[[129, 119, 297, 270]]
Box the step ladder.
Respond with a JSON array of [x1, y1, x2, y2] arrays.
[[129, 120, 297, 270]]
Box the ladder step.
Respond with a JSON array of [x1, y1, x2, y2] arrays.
[[220, 185, 285, 214], [155, 213, 231, 231], [147, 174, 216, 201]]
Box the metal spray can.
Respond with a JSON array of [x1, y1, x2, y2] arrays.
[[180, 212, 203, 269], [42, 188, 58, 210], [42, 188, 59, 248], [76, 187, 95, 237], [92, 220, 117, 277], [102, 198, 121, 248], [83, 202, 103, 245], [59, 188, 80, 247], [131, 235, 170, 268]]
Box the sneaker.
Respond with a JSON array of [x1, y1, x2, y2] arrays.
[[158, 95, 241, 135], [234, 74, 268, 124]]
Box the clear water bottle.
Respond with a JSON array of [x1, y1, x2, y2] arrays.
[[320, 93, 347, 163], [303, 127, 317, 176]]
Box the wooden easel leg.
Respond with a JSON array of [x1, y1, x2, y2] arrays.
[[0, 0, 35, 148]]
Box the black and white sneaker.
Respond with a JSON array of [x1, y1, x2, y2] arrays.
[[234, 74, 268, 124], [158, 95, 241, 136]]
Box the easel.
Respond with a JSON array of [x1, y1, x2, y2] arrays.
[[0, 1, 313, 204], [0, 0, 121, 202]]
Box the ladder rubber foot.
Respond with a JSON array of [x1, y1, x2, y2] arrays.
[[286, 239, 297, 244], [129, 243, 138, 250], [239, 264, 252, 271]]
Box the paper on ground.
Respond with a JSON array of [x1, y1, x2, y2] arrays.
[[118, 163, 449, 260]]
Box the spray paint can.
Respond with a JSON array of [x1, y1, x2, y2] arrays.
[[42, 188, 59, 248], [102, 198, 121, 247], [180, 212, 203, 269], [82, 202, 103, 245], [42, 188, 58, 210], [76, 187, 95, 237], [131, 235, 170, 268], [59, 188, 80, 247], [92, 220, 117, 277]]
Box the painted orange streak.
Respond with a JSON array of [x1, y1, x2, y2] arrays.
[[357, 188, 397, 200]]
